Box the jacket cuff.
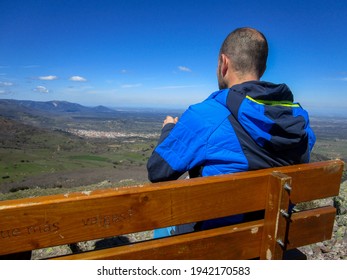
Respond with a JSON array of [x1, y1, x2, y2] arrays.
[[157, 123, 175, 144]]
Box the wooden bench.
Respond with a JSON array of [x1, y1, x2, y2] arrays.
[[0, 159, 344, 260]]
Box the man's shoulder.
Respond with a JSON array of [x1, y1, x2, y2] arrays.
[[190, 91, 230, 117], [181, 94, 231, 128]]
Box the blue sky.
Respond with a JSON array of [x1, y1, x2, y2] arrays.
[[1, 0, 347, 114]]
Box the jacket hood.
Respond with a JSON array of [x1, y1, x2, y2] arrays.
[[218, 81, 310, 152], [231, 81, 294, 102]]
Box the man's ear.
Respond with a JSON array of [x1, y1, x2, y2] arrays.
[[220, 54, 229, 77]]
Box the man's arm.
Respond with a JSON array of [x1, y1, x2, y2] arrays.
[[147, 116, 182, 182], [147, 110, 208, 183]]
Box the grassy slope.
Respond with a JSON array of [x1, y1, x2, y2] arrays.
[[0, 117, 156, 188]]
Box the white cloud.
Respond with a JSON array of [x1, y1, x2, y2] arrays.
[[0, 89, 13, 95], [0, 81, 13, 86], [178, 66, 192, 72], [0, 80, 13, 94], [38, 75, 58, 81], [121, 83, 142, 88], [340, 77, 347, 81], [33, 86, 49, 93], [69, 75, 87, 82], [120, 69, 128, 74]]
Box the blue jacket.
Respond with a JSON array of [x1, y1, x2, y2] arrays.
[[147, 81, 316, 183]]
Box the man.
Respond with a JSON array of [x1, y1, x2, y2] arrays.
[[147, 27, 316, 237]]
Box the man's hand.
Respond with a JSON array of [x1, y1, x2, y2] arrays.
[[163, 116, 178, 127]]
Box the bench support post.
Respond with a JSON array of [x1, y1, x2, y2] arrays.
[[260, 172, 292, 260]]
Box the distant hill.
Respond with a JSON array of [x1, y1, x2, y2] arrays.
[[0, 99, 116, 116], [0, 99, 120, 129], [0, 116, 42, 148], [0, 115, 86, 151]]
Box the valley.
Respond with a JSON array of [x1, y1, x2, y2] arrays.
[[0, 99, 346, 200]]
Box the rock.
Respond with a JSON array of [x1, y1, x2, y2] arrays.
[[320, 245, 331, 253], [334, 181, 347, 215]]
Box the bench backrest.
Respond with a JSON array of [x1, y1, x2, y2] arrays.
[[0, 160, 344, 259]]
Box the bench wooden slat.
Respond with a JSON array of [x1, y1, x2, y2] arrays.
[[0, 175, 269, 255], [283, 161, 343, 203], [53, 206, 337, 260], [53, 220, 264, 260], [286, 206, 337, 249]]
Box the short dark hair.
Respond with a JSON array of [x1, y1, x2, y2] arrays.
[[220, 27, 268, 78]]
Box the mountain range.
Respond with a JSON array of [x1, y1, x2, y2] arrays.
[[0, 99, 115, 116], [0, 98, 122, 129]]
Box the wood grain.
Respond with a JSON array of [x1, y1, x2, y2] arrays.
[[0, 159, 344, 258]]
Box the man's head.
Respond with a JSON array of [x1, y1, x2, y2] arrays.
[[217, 27, 268, 89]]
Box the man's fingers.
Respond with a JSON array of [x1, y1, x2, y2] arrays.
[[163, 116, 178, 127]]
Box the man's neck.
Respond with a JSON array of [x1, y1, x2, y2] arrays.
[[228, 72, 259, 88]]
